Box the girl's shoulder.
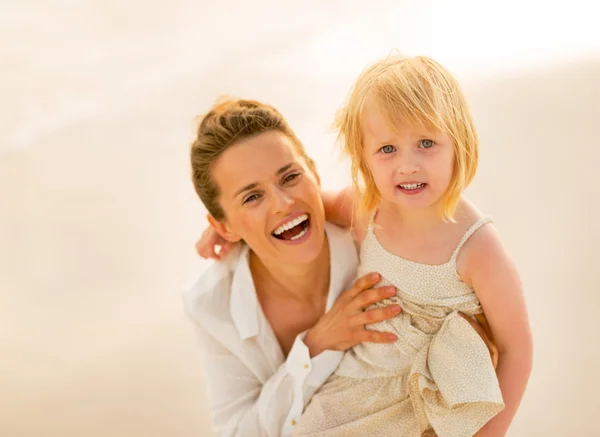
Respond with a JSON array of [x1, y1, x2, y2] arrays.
[[454, 207, 508, 286]]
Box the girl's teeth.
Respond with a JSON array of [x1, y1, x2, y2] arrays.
[[400, 183, 424, 190]]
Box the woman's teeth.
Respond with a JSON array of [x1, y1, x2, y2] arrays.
[[273, 214, 309, 236], [290, 227, 308, 240], [399, 183, 424, 190]]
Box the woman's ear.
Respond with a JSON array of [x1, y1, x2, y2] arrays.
[[207, 214, 242, 243]]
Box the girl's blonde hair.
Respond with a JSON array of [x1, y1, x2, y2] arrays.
[[335, 54, 479, 221]]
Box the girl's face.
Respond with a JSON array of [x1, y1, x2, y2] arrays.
[[361, 104, 456, 213]]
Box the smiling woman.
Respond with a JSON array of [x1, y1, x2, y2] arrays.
[[204, 129, 326, 265], [184, 98, 403, 437]]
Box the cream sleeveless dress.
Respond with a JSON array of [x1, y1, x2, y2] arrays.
[[292, 217, 504, 437]]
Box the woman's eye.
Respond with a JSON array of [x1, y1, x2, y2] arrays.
[[243, 193, 260, 204], [380, 145, 396, 154], [283, 173, 300, 183], [419, 139, 434, 149]]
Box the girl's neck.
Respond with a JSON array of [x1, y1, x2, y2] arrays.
[[377, 200, 444, 232], [373, 197, 475, 265]]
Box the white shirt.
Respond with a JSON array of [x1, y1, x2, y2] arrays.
[[183, 223, 359, 437]]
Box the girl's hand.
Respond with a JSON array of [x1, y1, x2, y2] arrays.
[[459, 312, 499, 368], [195, 226, 236, 260], [304, 273, 401, 357]]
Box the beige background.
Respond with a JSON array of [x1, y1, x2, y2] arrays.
[[1, 1, 599, 436]]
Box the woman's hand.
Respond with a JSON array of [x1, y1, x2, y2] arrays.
[[195, 226, 236, 260], [304, 272, 401, 357]]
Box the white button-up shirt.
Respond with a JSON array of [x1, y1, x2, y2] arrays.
[[183, 223, 359, 437]]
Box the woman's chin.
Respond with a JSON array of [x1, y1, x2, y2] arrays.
[[271, 221, 326, 265]]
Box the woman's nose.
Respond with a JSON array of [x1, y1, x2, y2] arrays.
[[270, 187, 295, 213]]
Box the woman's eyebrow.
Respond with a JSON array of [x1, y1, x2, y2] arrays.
[[275, 163, 294, 175], [234, 182, 258, 199], [233, 163, 296, 199]]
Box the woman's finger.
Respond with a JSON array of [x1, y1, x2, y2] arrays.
[[353, 286, 396, 309], [355, 328, 397, 344], [351, 305, 401, 326], [345, 272, 382, 299]]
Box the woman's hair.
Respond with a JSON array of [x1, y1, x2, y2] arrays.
[[190, 98, 316, 220], [335, 54, 479, 220]]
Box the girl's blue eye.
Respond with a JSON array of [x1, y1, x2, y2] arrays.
[[419, 139, 434, 149], [380, 145, 395, 154]]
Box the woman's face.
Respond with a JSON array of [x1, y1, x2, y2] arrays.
[[209, 130, 326, 265]]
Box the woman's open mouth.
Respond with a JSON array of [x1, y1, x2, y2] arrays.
[[272, 214, 310, 241]]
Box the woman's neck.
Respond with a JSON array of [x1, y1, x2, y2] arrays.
[[249, 235, 331, 305]]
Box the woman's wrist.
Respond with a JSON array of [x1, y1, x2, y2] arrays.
[[304, 327, 326, 358]]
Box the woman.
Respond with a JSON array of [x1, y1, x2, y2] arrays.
[[184, 98, 494, 437]]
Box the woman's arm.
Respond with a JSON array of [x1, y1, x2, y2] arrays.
[[460, 225, 533, 437], [185, 272, 401, 436]]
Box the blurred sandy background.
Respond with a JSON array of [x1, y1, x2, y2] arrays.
[[1, 1, 599, 436]]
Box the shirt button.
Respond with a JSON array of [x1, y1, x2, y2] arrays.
[[291, 419, 297, 426], [304, 363, 309, 369]]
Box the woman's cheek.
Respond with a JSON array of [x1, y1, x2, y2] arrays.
[[238, 211, 264, 236]]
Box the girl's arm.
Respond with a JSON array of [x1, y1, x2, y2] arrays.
[[321, 186, 355, 229], [460, 225, 533, 437], [321, 186, 370, 242]]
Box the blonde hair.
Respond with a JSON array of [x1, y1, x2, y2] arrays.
[[190, 98, 316, 220], [335, 54, 479, 220]]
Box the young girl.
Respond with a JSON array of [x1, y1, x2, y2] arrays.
[[290, 55, 533, 437]]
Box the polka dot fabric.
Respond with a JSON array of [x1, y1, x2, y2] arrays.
[[292, 217, 504, 437]]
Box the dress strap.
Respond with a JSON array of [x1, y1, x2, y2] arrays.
[[366, 210, 377, 234], [450, 216, 493, 262]]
